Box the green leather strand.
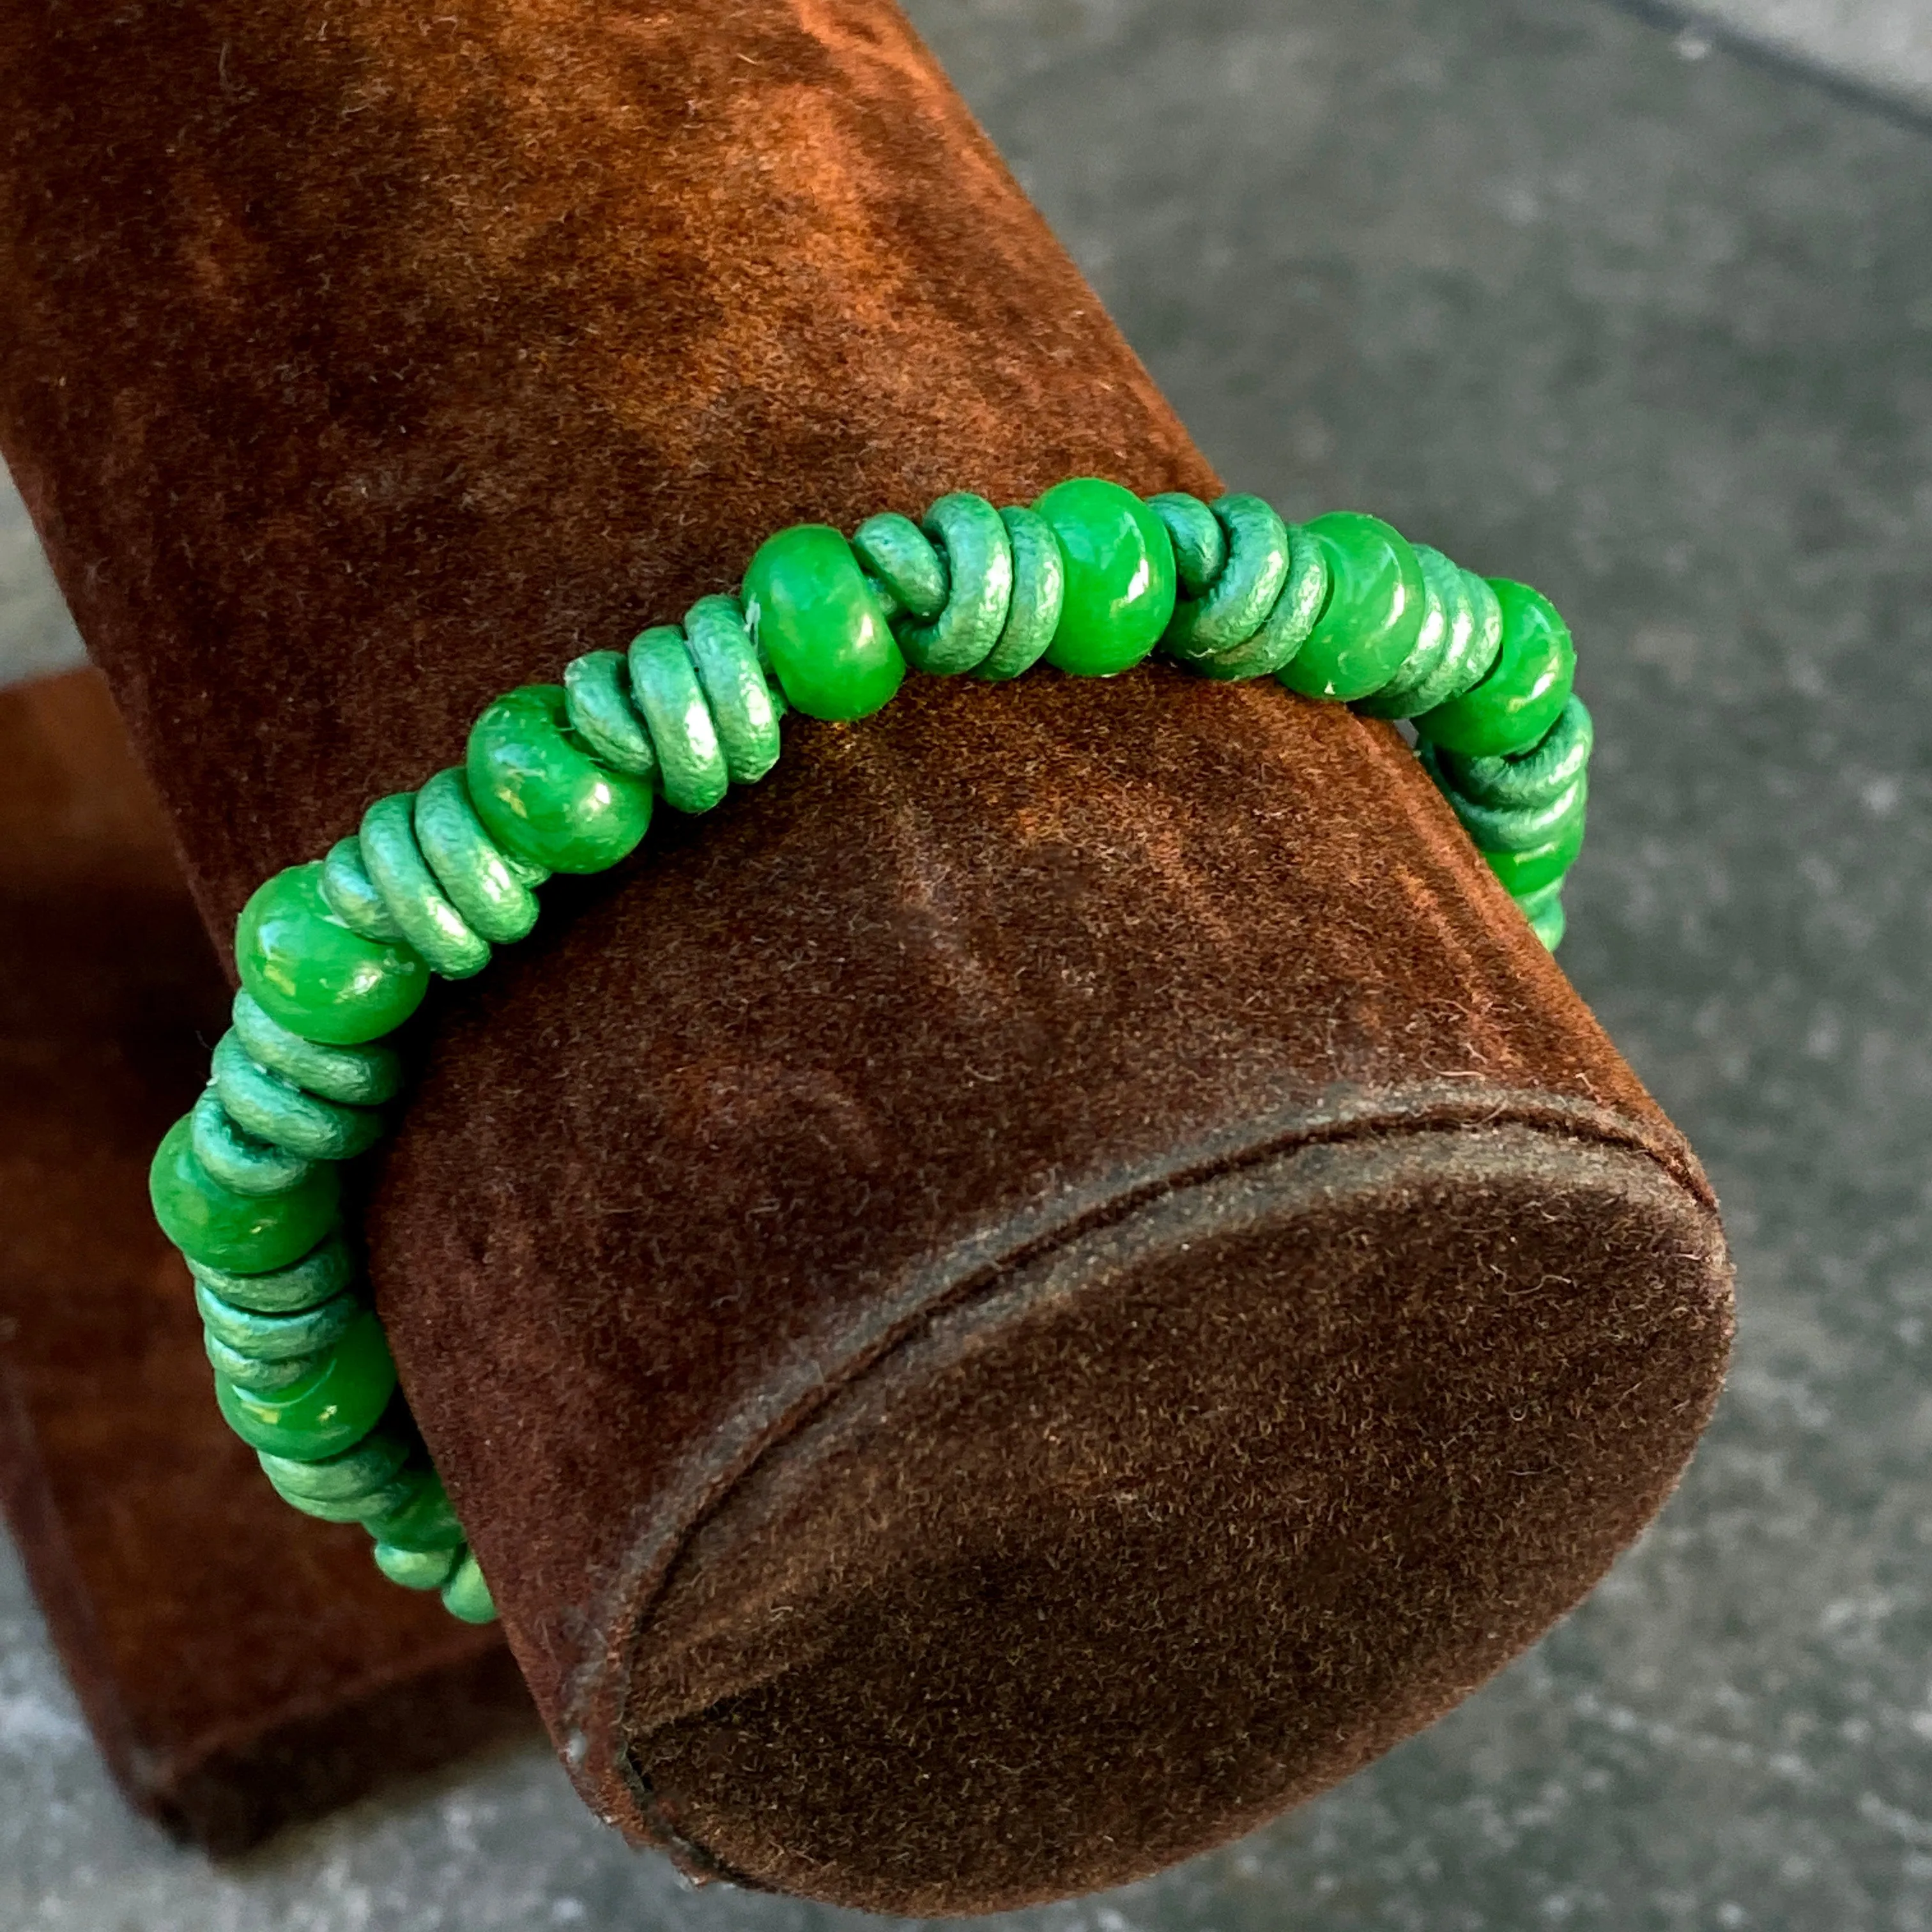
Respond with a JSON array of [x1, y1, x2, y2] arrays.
[[190, 1084, 316, 1197], [231, 992, 402, 1107], [211, 1031, 384, 1162], [684, 594, 785, 784], [852, 512, 947, 622], [1353, 544, 1455, 719], [1187, 521, 1330, 682], [1440, 696, 1593, 809], [319, 835, 406, 943], [1161, 494, 1291, 666], [205, 1330, 328, 1393], [629, 625, 729, 814], [1146, 493, 1226, 596], [899, 493, 1014, 677], [564, 649, 659, 779], [974, 506, 1066, 682], [187, 1230, 355, 1315], [360, 792, 493, 980], [414, 767, 545, 945]]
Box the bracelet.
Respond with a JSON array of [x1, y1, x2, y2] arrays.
[[146, 479, 1590, 1625]]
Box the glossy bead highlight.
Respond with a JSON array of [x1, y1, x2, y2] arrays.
[[1034, 478, 1176, 677], [236, 862, 431, 1047], [744, 524, 905, 721]]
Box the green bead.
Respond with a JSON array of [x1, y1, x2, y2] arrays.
[[150, 1114, 340, 1273], [743, 524, 905, 722], [684, 595, 785, 783], [213, 1310, 396, 1460], [628, 626, 729, 814], [898, 493, 1013, 676], [1279, 512, 1427, 703], [362, 1465, 466, 1552], [1160, 494, 1291, 667], [211, 1031, 383, 1163], [189, 1085, 316, 1199], [236, 861, 431, 1048], [187, 1230, 354, 1314], [440, 1549, 497, 1624], [563, 650, 658, 779], [467, 684, 655, 873], [1482, 801, 1587, 898], [1033, 478, 1177, 677], [1415, 579, 1576, 758], [1447, 772, 1586, 857], [413, 767, 544, 944], [973, 505, 1066, 682], [376, 1542, 462, 1590], [360, 792, 491, 980], [231, 992, 402, 1107]]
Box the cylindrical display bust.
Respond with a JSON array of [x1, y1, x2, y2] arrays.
[[0, 0, 1731, 1914]]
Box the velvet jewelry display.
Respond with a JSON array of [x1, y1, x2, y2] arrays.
[[146, 477, 1590, 1627]]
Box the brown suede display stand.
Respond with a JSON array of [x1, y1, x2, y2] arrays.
[[0, 0, 1733, 1916]]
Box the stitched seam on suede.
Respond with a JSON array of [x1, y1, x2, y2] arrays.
[[582, 1082, 1721, 1830]]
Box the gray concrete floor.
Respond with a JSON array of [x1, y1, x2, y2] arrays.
[[8, 0, 1932, 1924]]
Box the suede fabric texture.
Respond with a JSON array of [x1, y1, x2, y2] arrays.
[[0, 671, 533, 1852], [0, 0, 1732, 1913]]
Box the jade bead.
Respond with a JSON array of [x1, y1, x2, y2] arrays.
[[150, 1115, 341, 1273], [1033, 478, 1176, 677], [467, 684, 655, 874], [376, 1542, 461, 1591], [743, 524, 905, 722], [440, 1549, 497, 1625], [1415, 578, 1576, 758], [236, 862, 431, 1048], [213, 1310, 396, 1460], [1279, 511, 1427, 703]]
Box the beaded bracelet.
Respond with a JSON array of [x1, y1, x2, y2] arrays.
[[146, 479, 1590, 1625]]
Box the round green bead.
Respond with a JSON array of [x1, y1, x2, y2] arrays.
[[236, 862, 430, 1048], [440, 1549, 496, 1624], [1279, 511, 1427, 703], [150, 1114, 340, 1273], [466, 684, 654, 875], [376, 1542, 461, 1591], [1033, 478, 1176, 677], [743, 524, 905, 722], [1415, 579, 1576, 758], [212, 1310, 396, 1460]]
